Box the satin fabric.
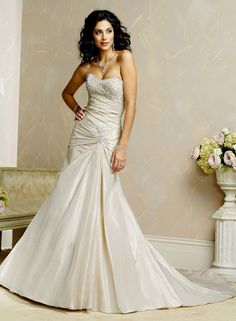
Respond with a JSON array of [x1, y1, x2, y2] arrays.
[[0, 73, 235, 314]]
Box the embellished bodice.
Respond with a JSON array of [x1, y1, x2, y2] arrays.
[[86, 73, 124, 104], [69, 73, 124, 150], [83, 73, 125, 128]]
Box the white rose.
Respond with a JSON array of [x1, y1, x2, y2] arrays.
[[208, 153, 221, 169], [213, 148, 222, 156], [213, 132, 224, 145], [191, 146, 200, 160], [221, 127, 230, 135]]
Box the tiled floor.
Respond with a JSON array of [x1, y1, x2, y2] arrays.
[[1, 250, 236, 321]]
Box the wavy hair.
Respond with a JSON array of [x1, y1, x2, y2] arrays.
[[78, 10, 131, 63]]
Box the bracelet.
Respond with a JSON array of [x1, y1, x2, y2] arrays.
[[114, 145, 128, 152], [73, 104, 80, 114]]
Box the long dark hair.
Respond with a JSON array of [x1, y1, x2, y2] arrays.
[[78, 10, 131, 63]]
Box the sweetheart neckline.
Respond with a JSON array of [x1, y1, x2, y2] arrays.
[[86, 73, 123, 83]]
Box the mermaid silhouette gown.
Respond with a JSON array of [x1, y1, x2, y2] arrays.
[[0, 73, 235, 314]]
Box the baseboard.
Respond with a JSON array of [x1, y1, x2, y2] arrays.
[[145, 234, 215, 271], [1, 232, 215, 271]]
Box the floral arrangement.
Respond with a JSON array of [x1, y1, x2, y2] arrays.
[[191, 128, 236, 174], [0, 186, 9, 213]]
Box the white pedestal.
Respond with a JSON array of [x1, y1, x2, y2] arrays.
[[211, 168, 236, 282]]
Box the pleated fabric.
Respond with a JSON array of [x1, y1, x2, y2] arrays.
[[0, 73, 235, 314]]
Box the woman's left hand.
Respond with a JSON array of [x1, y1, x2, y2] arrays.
[[110, 149, 127, 173], [74, 106, 86, 122]]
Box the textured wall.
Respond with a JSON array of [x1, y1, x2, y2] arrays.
[[18, 0, 236, 241]]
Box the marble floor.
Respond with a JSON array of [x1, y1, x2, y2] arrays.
[[1, 250, 236, 321]]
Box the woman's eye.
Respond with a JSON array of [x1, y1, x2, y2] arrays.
[[94, 29, 112, 35]]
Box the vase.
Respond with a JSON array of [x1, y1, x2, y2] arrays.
[[0, 200, 6, 214], [211, 167, 236, 281]]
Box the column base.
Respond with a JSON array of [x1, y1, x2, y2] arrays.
[[210, 266, 236, 282]]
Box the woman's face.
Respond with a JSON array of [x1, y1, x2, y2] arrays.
[[92, 19, 114, 51]]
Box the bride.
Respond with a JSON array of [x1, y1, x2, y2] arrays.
[[0, 9, 235, 314]]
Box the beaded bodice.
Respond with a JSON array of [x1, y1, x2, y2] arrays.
[[86, 73, 124, 104]]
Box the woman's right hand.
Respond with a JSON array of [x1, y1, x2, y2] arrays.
[[74, 107, 86, 122]]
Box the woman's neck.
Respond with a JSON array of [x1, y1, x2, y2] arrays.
[[98, 49, 116, 62]]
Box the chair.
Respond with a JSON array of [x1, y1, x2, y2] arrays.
[[0, 168, 59, 250]]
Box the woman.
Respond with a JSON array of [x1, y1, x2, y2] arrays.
[[0, 9, 236, 314], [61, 11, 136, 175]]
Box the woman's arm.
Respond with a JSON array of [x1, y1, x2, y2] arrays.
[[118, 49, 137, 147], [62, 63, 88, 119], [111, 49, 137, 173]]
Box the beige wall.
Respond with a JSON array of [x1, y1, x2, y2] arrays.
[[18, 0, 236, 241]]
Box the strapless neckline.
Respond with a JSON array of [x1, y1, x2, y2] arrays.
[[86, 73, 123, 83]]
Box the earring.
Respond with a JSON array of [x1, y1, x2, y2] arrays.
[[112, 42, 115, 50]]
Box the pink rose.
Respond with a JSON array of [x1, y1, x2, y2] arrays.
[[208, 153, 221, 169], [224, 151, 236, 166], [191, 146, 200, 160], [213, 132, 224, 145]]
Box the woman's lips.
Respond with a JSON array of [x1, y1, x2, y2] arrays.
[[101, 42, 109, 45]]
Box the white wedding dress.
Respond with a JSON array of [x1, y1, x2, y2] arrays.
[[0, 73, 235, 314]]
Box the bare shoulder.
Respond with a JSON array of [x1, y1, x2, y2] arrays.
[[73, 61, 91, 80], [118, 49, 134, 62], [79, 61, 91, 70]]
